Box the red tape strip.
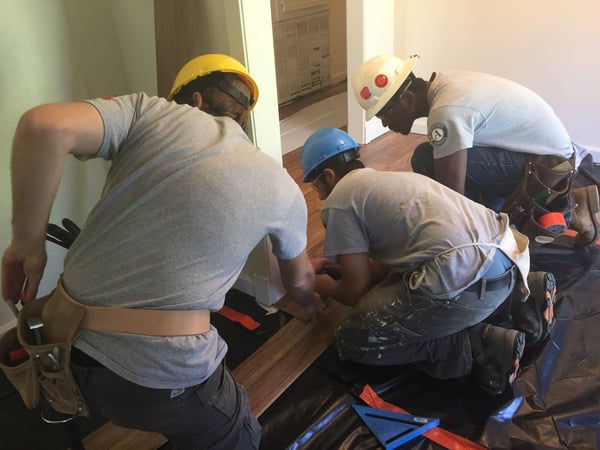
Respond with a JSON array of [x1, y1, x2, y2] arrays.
[[216, 305, 261, 331], [358, 384, 486, 450]]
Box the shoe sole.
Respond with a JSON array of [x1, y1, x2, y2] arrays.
[[542, 273, 557, 332], [575, 185, 600, 247], [507, 330, 525, 386], [530, 272, 557, 330]]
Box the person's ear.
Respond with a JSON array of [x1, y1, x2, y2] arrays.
[[322, 168, 338, 185], [399, 90, 414, 110], [192, 91, 203, 109]]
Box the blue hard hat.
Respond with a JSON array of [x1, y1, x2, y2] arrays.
[[300, 128, 361, 182]]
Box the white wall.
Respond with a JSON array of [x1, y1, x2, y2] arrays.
[[397, 0, 600, 150]]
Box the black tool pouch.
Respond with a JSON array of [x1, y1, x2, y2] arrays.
[[501, 154, 575, 243], [0, 288, 90, 419]]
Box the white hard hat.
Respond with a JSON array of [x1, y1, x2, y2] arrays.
[[351, 55, 418, 120]]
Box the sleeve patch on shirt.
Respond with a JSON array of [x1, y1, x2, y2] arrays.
[[428, 123, 448, 146]]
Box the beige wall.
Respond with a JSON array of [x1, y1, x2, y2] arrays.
[[0, 0, 156, 332]]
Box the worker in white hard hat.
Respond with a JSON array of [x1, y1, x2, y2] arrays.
[[300, 127, 558, 397], [351, 55, 600, 248], [2, 54, 322, 449]]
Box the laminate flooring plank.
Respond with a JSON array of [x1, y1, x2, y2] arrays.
[[82, 422, 166, 450]]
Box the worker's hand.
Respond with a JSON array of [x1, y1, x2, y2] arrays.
[[311, 257, 328, 272], [1, 242, 47, 305], [311, 258, 341, 279], [301, 292, 325, 320]]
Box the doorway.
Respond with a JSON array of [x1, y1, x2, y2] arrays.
[[270, 0, 348, 153]]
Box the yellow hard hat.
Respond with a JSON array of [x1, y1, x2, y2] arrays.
[[167, 54, 259, 110]]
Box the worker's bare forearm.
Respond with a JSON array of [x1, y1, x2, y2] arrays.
[[433, 149, 468, 195], [315, 275, 360, 307]]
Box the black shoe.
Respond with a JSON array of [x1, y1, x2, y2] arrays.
[[469, 323, 525, 396], [512, 272, 557, 348]]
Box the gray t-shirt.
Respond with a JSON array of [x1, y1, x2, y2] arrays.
[[63, 93, 307, 389], [322, 169, 513, 299], [427, 71, 573, 160]]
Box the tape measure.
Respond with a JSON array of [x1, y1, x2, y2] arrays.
[[538, 212, 567, 233]]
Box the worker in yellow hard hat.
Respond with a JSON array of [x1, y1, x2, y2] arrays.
[[2, 53, 322, 449]]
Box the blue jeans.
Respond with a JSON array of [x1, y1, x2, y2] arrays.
[[411, 142, 528, 211], [71, 354, 260, 450], [335, 252, 516, 379]]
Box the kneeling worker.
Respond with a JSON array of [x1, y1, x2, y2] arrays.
[[300, 128, 557, 395]]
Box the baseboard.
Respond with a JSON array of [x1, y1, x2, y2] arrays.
[[232, 272, 285, 306], [280, 93, 347, 154]]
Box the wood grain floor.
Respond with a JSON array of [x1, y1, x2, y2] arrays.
[[80, 130, 426, 450]]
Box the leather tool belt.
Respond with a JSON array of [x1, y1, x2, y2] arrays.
[[0, 278, 210, 419], [500, 152, 576, 245]]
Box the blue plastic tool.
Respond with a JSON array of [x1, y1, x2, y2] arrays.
[[353, 404, 440, 449]]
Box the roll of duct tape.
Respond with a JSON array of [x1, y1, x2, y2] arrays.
[[538, 212, 567, 233]]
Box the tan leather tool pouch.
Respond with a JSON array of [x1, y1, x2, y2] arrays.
[[0, 289, 90, 418], [0, 326, 40, 409]]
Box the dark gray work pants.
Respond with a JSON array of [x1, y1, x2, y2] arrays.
[[71, 354, 260, 450]]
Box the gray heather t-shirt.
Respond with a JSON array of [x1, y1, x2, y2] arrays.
[[322, 169, 512, 299], [63, 93, 307, 389], [427, 71, 573, 160]]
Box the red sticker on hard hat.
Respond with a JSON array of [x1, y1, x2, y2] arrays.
[[374, 74, 388, 88], [360, 87, 372, 100]]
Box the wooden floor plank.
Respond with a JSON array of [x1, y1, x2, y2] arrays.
[[82, 423, 166, 449], [232, 301, 350, 417]]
